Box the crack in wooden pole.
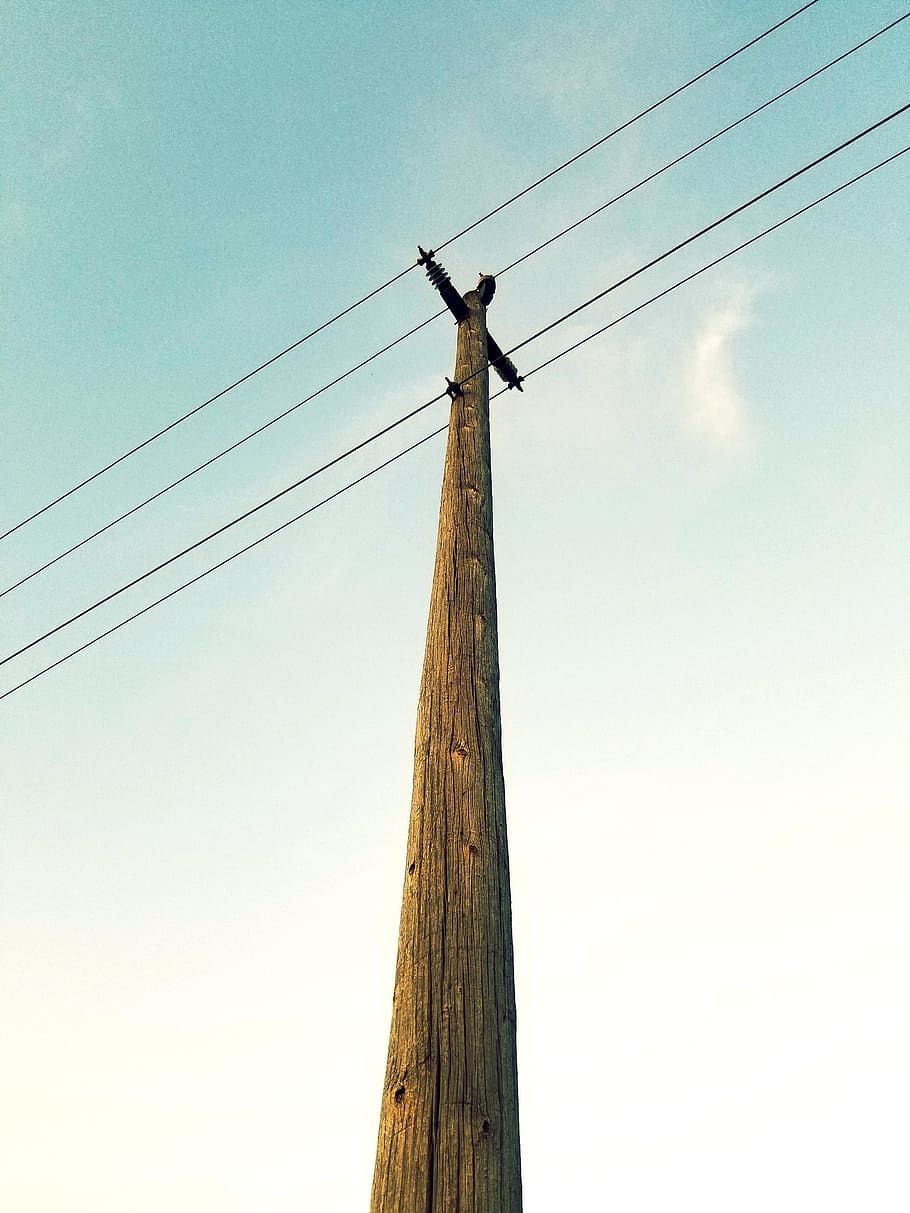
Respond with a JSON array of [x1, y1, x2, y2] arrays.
[[370, 285, 522, 1212]]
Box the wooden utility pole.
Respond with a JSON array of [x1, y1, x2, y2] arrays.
[[370, 255, 523, 1213]]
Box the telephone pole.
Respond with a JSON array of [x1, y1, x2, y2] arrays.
[[370, 254, 523, 1213]]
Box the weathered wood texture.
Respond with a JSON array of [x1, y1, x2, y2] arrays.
[[370, 290, 522, 1212]]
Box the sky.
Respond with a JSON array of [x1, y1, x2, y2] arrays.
[[1, 1, 908, 1208]]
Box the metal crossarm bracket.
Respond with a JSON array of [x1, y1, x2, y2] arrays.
[[417, 247, 524, 392], [485, 333, 524, 392]]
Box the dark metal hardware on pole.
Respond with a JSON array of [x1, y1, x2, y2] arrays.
[[417, 247, 524, 392]]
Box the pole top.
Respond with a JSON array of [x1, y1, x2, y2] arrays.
[[477, 274, 496, 306], [417, 246, 524, 391]]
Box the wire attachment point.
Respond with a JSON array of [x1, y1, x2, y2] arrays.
[[417, 247, 469, 323], [419, 247, 522, 389]]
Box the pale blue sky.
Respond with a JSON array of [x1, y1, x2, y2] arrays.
[[2, 2, 909, 1209]]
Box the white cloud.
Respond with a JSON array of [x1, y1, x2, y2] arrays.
[[685, 285, 758, 451]]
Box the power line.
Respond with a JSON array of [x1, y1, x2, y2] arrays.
[[3, 107, 906, 677], [521, 145, 910, 380], [0, 387, 451, 669], [6, 10, 904, 600], [0, 427, 450, 704], [433, 0, 823, 252], [3, 143, 906, 706], [501, 101, 910, 364], [0, 307, 447, 599], [496, 10, 910, 278], [0, 263, 418, 545], [0, 0, 823, 544]]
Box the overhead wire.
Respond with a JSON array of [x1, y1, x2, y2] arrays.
[[518, 144, 910, 381], [0, 306, 447, 599], [3, 101, 907, 675], [5, 8, 906, 600], [499, 100, 910, 364], [495, 9, 910, 278], [0, 0, 823, 543], [0, 263, 418, 544], [433, 0, 823, 251], [0, 427, 451, 705], [0, 385, 452, 669], [3, 141, 907, 705]]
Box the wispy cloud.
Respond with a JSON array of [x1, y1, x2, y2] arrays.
[[685, 286, 759, 452]]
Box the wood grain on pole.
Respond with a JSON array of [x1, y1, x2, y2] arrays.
[[370, 289, 522, 1212]]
